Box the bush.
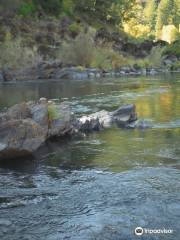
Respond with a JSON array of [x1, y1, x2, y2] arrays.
[[170, 61, 180, 70], [58, 31, 95, 67], [58, 30, 132, 70], [90, 47, 111, 70], [18, 2, 36, 17], [0, 33, 42, 69], [136, 46, 164, 68], [48, 104, 60, 121], [163, 40, 180, 58], [33, 0, 62, 16], [62, 0, 74, 16]]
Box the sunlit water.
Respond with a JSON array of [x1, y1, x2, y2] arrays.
[[0, 74, 180, 240]]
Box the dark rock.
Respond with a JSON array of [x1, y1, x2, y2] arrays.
[[162, 55, 178, 66], [53, 67, 89, 80], [126, 119, 153, 129], [0, 70, 4, 82], [112, 104, 137, 127], [0, 119, 46, 160]]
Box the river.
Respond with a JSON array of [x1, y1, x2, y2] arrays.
[[0, 74, 180, 239]]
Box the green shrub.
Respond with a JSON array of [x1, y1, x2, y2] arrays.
[[33, 0, 62, 16], [136, 46, 164, 68], [18, 2, 36, 17], [0, 33, 42, 69], [58, 29, 133, 70], [170, 61, 180, 70], [62, 0, 74, 16], [48, 104, 60, 121], [163, 40, 180, 58], [58, 31, 95, 67]]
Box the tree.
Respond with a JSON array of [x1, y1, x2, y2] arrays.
[[155, 0, 180, 39], [33, 0, 63, 16], [144, 0, 158, 31], [73, 0, 135, 26]]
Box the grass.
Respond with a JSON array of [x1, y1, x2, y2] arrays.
[[57, 29, 133, 70], [0, 33, 42, 69], [135, 46, 164, 68]]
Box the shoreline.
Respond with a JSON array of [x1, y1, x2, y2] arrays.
[[0, 65, 180, 83]]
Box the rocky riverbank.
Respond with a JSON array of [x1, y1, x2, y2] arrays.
[[0, 62, 180, 82], [0, 99, 137, 161]]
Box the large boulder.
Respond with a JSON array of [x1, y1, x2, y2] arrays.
[[0, 119, 46, 160], [0, 100, 73, 161]]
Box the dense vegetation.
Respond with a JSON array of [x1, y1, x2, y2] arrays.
[[0, 0, 180, 70]]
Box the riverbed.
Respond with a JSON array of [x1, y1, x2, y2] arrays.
[[0, 74, 180, 239]]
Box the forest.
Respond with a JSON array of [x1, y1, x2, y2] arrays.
[[0, 0, 180, 73]]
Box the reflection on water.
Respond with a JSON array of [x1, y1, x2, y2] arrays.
[[0, 74, 180, 240]]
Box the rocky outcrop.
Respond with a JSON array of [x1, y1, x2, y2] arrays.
[[76, 104, 137, 132], [1, 64, 167, 82], [0, 99, 137, 161]]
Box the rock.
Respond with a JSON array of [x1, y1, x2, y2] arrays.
[[7, 102, 31, 120], [53, 67, 102, 80], [0, 102, 32, 124], [127, 119, 153, 129], [75, 117, 102, 133], [76, 104, 137, 132], [0, 70, 4, 82], [0, 100, 73, 161], [0, 119, 46, 160], [31, 103, 48, 133], [162, 55, 178, 66], [39, 97, 47, 104], [112, 104, 137, 127], [52, 67, 85, 80], [0, 100, 137, 161], [48, 102, 72, 137]]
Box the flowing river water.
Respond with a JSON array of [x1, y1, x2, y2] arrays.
[[0, 74, 180, 240]]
